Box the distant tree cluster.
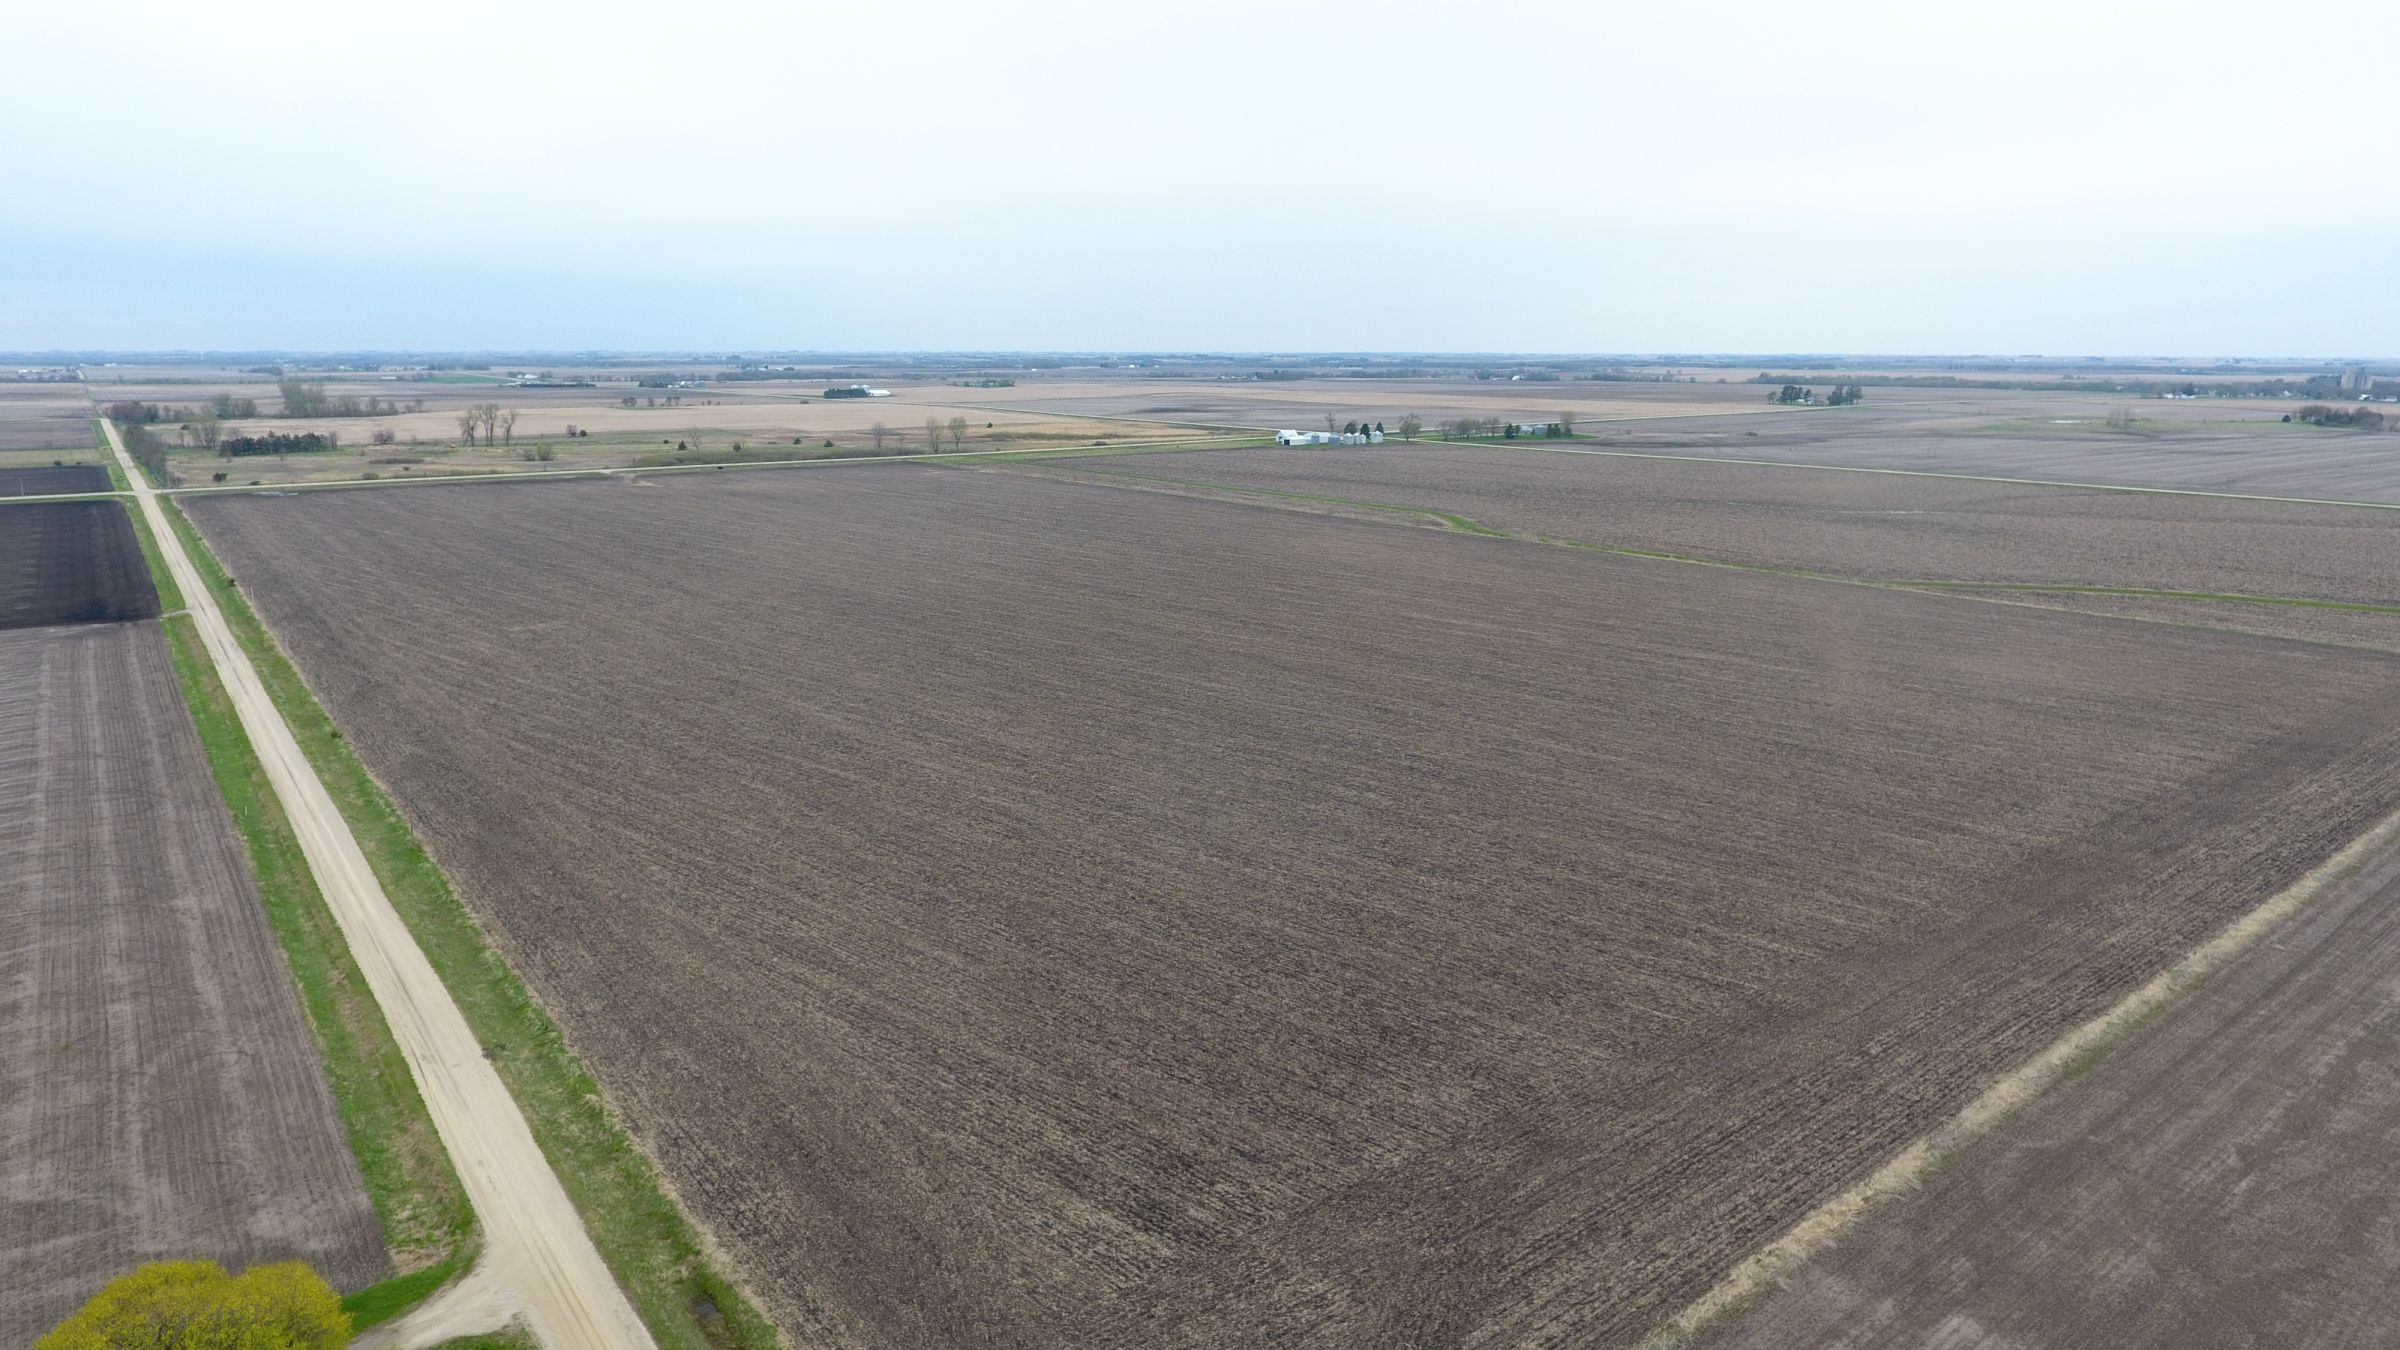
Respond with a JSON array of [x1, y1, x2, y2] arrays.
[[1766, 384, 1862, 405], [2288, 404, 2389, 430], [221, 432, 333, 457], [276, 379, 417, 418], [451, 403, 522, 446]]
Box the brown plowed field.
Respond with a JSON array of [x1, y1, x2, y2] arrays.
[[0, 464, 109, 497], [0, 502, 161, 631], [1579, 402, 2400, 502], [0, 621, 387, 1343], [189, 469, 2400, 1347], [1097, 445, 2400, 605], [1700, 831, 2400, 1350]]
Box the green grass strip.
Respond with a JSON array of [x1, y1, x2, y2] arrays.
[[1888, 581, 2400, 614], [116, 490, 187, 613], [158, 500, 778, 1350], [141, 562, 474, 1322], [123, 496, 472, 1323]]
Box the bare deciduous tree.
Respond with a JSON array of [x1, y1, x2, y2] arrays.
[[1557, 410, 1575, 437], [500, 408, 518, 444], [1398, 413, 1423, 442], [456, 409, 479, 446], [926, 417, 944, 453], [477, 403, 501, 445], [870, 422, 889, 451], [947, 416, 968, 451]]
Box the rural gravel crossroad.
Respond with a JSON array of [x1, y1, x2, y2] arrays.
[[103, 421, 656, 1350]]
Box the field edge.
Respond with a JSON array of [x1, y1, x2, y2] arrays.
[[163, 500, 782, 1350], [117, 496, 476, 1327], [1640, 802, 2400, 1350]]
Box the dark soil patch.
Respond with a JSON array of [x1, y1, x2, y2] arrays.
[[0, 502, 161, 631], [0, 465, 108, 497]]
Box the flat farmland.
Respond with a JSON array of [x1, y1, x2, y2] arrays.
[[171, 390, 1206, 485], [0, 383, 95, 451], [1702, 827, 2400, 1349], [0, 502, 161, 631], [189, 468, 2400, 1347], [0, 619, 388, 1343], [1, 464, 110, 497], [1588, 398, 2400, 502], [1081, 445, 2400, 620], [896, 375, 1761, 428]]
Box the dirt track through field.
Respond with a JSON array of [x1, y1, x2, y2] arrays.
[[0, 621, 386, 1343], [1701, 828, 2400, 1349], [188, 467, 2400, 1348], [102, 420, 654, 1350]]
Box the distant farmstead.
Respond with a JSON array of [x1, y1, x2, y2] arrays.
[[1275, 428, 1383, 446], [822, 384, 893, 399]]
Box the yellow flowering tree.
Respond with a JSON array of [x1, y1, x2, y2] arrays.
[[40, 1260, 349, 1349]]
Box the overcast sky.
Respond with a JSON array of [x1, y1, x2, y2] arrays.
[[6, 0, 2393, 355]]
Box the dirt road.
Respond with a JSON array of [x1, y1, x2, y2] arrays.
[[102, 422, 654, 1350]]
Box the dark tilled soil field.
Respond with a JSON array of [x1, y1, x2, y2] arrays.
[[0, 502, 161, 631], [1700, 833, 2400, 1350], [0, 622, 387, 1343], [1092, 445, 2400, 605], [190, 469, 2400, 1348], [1590, 401, 2400, 502], [0, 464, 109, 497]]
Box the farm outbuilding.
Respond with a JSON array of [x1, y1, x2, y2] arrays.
[[1275, 429, 1382, 446]]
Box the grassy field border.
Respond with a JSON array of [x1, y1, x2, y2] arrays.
[[118, 501, 476, 1330], [158, 499, 779, 1350]]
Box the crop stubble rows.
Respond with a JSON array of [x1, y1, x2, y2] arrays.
[[189, 468, 2400, 1347], [1, 464, 110, 497], [0, 502, 162, 631], [0, 621, 387, 1343], [1701, 822, 2400, 1348], [1106, 447, 2400, 602]]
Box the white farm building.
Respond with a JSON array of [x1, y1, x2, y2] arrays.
[[1275, 428, 1384, 446]]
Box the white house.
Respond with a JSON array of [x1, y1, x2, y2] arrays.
[[1275, 429, 1384, 446]]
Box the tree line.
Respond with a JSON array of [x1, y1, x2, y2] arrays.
[[276, 379, 422, 418], [2289, 404, 2390, 430], [220, 432, 334, 457]]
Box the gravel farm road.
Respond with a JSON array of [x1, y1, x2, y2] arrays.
[[102, 420, 656, 1350]]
